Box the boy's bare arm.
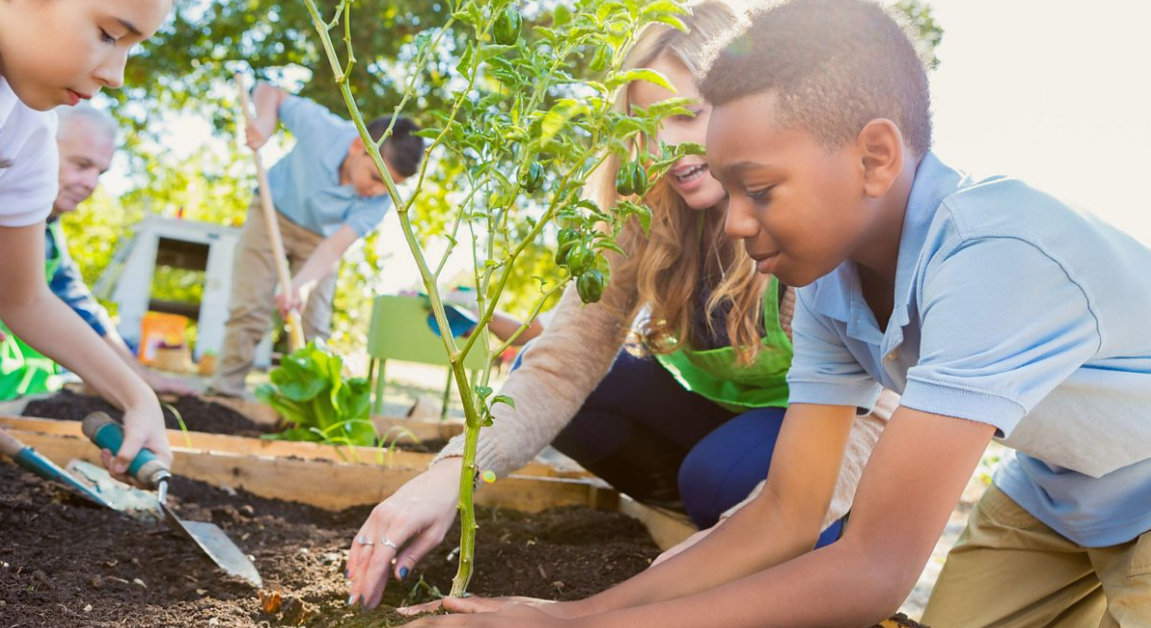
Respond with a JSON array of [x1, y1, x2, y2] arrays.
[[567, 407, 996, 628], [278, 224, 358, 317], [0, 224, 171, 473], [554, 403, 859, 616], [247, 82, 288, 150]]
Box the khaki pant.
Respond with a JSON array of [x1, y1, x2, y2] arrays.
[[923, 484, 1151, 628], [214, 202, 338, 395]]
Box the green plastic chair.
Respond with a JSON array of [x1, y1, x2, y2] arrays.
[[366, 295, 488, 419]]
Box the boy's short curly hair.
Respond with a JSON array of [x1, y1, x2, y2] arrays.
[[699, 0, 932, 156], [367, 116, 424, 177]]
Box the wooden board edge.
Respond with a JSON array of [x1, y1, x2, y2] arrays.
[[0, 414, 590, 479], [3, 429, 616, 515], [617, 495, 697, 551], [5, 429, 685, 550]]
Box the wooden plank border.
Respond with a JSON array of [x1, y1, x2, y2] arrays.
[[0, 415, 586, 479]]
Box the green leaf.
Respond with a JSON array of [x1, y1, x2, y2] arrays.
[[478, 44, 517, 62], [475, 385, 494, 399], [491, 394, 516, 410], [608, 68, 675, 92], [641, 0, 692, 17], [595, 240, 628, 256]]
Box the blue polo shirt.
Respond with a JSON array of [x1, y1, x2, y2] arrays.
[[265, 96, 392, 238], [787, 152, 1151, 547]]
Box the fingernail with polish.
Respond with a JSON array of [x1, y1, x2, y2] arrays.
[[345, 569, 350, 579], [347, 594, 357, 606], [399, 567, 409, 580]]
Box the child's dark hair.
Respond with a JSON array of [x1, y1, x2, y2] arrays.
[[367, 116, 424, 177], [699, 0, 932, 156]]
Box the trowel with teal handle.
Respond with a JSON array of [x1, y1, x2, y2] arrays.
[[81, 412, 263, 588], [0, 426, 116, 509]]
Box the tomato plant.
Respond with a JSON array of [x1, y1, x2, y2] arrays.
[[301, 0, 701, 596]]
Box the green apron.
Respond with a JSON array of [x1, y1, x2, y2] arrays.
[[655, 275, 793, 413], [0, 221, 66, 400]]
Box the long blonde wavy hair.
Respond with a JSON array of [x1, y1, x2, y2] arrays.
[[590, 0, 768, 365]]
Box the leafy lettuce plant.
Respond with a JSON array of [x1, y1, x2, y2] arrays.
[[256, 340, 377, 447]]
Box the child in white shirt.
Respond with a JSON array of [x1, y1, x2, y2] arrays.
[[0, 0, 176, 478]]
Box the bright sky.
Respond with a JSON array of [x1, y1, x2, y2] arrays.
[[105, 0, 1151, 292], [919, 0, 1151, 243]]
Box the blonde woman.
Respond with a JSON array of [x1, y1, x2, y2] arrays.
[[345, 1, 894, 609]]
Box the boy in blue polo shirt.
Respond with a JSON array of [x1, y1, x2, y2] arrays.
[[698, 0, 1151, 625], [214, 83, 424, 396], [397, 1, 1151, 627]]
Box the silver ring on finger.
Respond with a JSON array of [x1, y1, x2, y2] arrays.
[[381, 537, 399, 551], [357, 534, 375, 547]]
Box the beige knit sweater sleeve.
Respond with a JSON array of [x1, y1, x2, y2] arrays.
[[432, 278, 636, 477], [433, 285, 894, 530]]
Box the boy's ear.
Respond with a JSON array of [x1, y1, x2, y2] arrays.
[[350, 136, 366, 153], [855, 119, 904, 199]]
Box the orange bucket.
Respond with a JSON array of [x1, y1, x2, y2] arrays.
[[138, 312, 189, 366]]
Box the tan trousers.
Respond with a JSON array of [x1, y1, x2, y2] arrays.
[[214, 202, 338, 395], [923, 484, 1151, 628]]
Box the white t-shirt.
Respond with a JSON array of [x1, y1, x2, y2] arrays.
[[0, 77, 58, 228]]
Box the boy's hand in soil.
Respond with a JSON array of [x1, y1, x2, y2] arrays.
[[405, 603, 571, 628], [347, 458, 463, 608], [399, 596, 568, 617]]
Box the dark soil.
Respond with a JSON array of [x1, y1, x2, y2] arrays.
[[24, 390, 274, 437], [0, 460, 927, 627], [0, 459, 661, 627]]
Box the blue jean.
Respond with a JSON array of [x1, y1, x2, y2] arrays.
[[516, 346, 843, 546]]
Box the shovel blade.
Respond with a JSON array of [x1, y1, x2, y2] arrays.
[[173, 517, 263, 588], [65, 460, 161, 520]]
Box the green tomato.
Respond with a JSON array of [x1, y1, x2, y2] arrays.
[[565, 244, 593, 275], [554, 228, 580, 266], [519, 162, 544, 192], [577, 269, 606, 304], [615, 162, 635, 196], [493, 6, 522, 46], [631, 163, 649, 196]]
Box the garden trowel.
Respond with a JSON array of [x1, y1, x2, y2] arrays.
[[81, 412, 263, 588], [0, 427, 116, 509]]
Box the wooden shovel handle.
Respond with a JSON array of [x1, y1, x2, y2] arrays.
[[234, 74, 306, 352]]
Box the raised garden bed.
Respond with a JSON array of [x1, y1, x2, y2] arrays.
[[0, 458, 928, 628], [0, 407, 927, 628], [0, 458, 658, 627]]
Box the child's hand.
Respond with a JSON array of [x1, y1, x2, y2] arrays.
[[144, 372, 196, 397], [100, 399, 173, 483], [246, 118, 275, 151], [276, 281, 310, 318]]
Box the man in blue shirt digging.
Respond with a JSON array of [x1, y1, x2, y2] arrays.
[[213, 84, 424, 396]]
